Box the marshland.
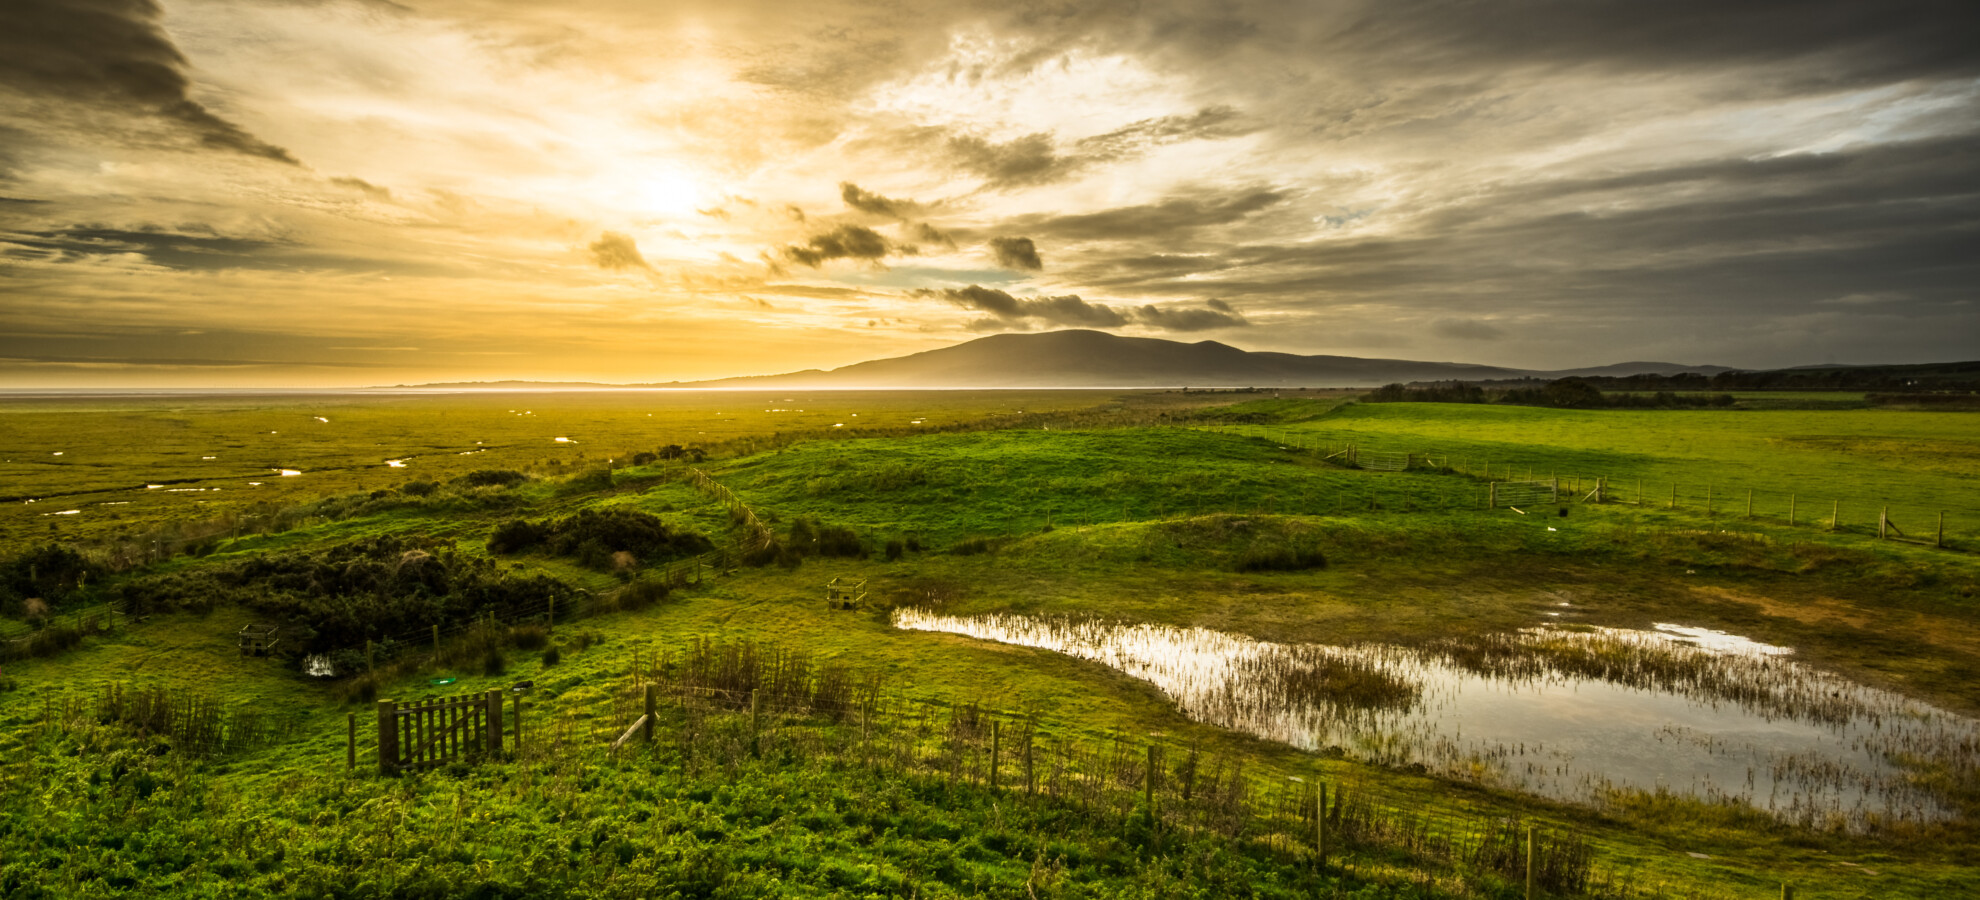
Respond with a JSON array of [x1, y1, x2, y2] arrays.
[[3, 389, 1979, 898]]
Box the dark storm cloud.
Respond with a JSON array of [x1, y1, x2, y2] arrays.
[[989, 236, 1042, 271], [0, 225, 475, 278], [0, 0, 299, 164], [588, 231, 650, 271], [780, 224, 898, 268], [1046, 133, 1980, 328], [839, 182, 920, 218], [1303, 0, 1980, 91]]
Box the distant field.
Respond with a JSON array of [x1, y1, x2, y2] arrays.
[[0, 389, 1223, 550], [1297, 401, 1980, 537]]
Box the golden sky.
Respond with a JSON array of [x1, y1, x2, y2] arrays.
[[1, 0, 1975, 386]]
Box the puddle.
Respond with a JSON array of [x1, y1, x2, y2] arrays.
[[385, 458, 408, 468], [554, 437, 574, 443], [893, 611, 1980, 830], [276, 469, 301, 477], [314, 416, 330, 423]]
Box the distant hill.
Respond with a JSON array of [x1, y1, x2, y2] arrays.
[[683, 331, 1729, 389], [377, 330, 1736, 391]]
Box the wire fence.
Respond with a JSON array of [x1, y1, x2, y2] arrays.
[[306, 638, 1804, 900]]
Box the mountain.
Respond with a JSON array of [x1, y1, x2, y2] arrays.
[[685, 331, 1727, 389]]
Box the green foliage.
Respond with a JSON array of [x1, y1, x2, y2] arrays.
[[487, 508, 713, 570], [0, 543, 104, 613], [455, 469, 528, 488], [114, 535, 572, 657]]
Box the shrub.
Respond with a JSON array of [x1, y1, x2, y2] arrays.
[[487, 519, 547, 554], [1236, 545, 1328, 572], [458, 469, 528, 488], [542, 646, 562, 667], [949, 537, 997, 556], [402, 480, 439, 497], [631, 451, 657, 465], [511, 624, 550, 651], [618, 579, 670, 610], [482, 648, 507, 676], [884, 539, 905, 562]]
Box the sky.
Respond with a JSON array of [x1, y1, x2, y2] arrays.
[[0, 0, 1975, 387]]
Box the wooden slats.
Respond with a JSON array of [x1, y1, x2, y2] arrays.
[[377, 691, 506, 773]]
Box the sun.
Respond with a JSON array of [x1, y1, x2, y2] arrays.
[[631, 167, 704, 218]]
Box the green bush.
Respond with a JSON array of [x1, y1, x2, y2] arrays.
[[457, 469, 528, 488]]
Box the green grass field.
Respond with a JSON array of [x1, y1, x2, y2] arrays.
[[3, 390, 1978, 898]]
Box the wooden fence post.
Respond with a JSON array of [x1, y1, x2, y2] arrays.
[[376, 700, 398, 775], [1316, 783, 1328, 869], [1489, 483, 1498, 508], [548, 596, 555, 633], [1880, 507, 1888, 539], [1832, 500, 1839, 532], [749, 689, 761, 758], [1669, 484, 1677, 509], [643, 684, 656, 743], [1746, 489, 1753, 519], [487, 688, 504, 753], [1706, 484, 1713, 516], [1526, 825, 1536, 900], [1789, 494, 1796, 525], [1024, 729, 1036, 796], [1938, 512, 1945, 549], [990, 720, 1001, 791], [1781, 885, 1794, 900]]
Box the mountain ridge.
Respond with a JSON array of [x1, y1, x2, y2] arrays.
[[383, 330, 1742, 390]]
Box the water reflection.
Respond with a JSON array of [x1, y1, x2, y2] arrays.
[[893, 610, 1979, 830]]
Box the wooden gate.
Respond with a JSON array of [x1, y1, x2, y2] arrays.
[[377, 690, 504, 774]]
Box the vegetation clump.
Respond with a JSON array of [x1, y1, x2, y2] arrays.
[[115, 535, 572, 662], [454, 469, 528, 488], [487, 508, 712, 570]]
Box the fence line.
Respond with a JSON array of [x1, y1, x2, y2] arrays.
[[326, 657, 1687, 899]]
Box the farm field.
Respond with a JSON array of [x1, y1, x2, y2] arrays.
[[3, 390, 1979, 898], [1288, 401, 1980, 543]]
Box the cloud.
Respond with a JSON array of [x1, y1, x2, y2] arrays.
[[923, 285, 1129, 328], [839, 182, 921, 218], [938, 106, 1253, 190], [989, 236, 1042, 271], [945, 132, 1067, 189], [589, 231, 650, 271], [781, 224, 897, 268], [922, 285, 1248, 332], [1430, 318, 1506, 340], [329, 176, 391, 200], [910, 222, 956, 249], [1134, 302, 1250, 332], [1010, 189, 1288, 241], [0, 0, 299, 164]]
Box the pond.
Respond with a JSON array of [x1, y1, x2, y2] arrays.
[[893, 609, 1979, 830]]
